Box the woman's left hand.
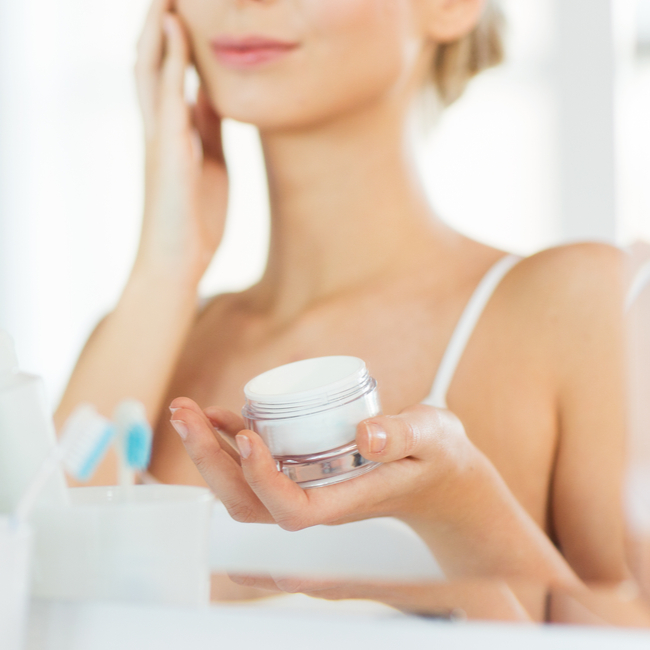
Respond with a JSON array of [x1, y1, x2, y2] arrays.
[[168, 398, 474, 531], [170, 396, 581, 587]]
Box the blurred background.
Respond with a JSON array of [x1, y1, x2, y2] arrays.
[[0, 0, 648, 406]]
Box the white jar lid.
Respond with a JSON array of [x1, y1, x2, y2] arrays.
[[244, 356, 367, 405]]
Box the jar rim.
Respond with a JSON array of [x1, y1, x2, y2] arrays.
[[243, 376, 377, 421], [244, 356, 368, 405]]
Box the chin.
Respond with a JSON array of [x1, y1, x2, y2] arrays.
[[205, 77, 399, 134], [214, 96, 304, 131], [207, 89, 327, 133], [199, 73, 293, 129]]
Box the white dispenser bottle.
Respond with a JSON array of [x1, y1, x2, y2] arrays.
[[0, 330, 68, 513]]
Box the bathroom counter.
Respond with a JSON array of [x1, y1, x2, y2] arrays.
[[26, 598, 650, 650]]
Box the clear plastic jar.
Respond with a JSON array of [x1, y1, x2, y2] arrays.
[[242, 356, 381, 488]]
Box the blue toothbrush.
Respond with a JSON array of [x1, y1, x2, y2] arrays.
[[113, 400, 153, 488]]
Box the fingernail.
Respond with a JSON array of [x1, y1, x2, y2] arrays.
[[236, 434, 252, 460], [169, 406, 179, 415], [171, 419, 189, 441], [366, 423, 387, 454]]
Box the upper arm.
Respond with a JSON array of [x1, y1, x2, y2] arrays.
[[542, 244, 630, 581]]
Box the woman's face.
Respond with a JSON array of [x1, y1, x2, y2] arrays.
[[176, 0, 434, 131]]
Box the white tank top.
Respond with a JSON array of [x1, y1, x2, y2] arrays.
[[422, 254, 522, 409], [627, 260, 650, 311]]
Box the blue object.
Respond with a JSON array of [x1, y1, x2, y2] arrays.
[[125, 421, 153, 471]]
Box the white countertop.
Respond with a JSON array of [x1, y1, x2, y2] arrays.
[[26, 598, 650, 650]]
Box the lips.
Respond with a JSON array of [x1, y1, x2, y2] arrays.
[[211, 35, 299, 68]]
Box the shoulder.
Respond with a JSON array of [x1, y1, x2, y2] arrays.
[[506, 243, 627, 402], [491, 243, 627, 385], [512, 241, 626, 288], [504, 243, 627, 318]]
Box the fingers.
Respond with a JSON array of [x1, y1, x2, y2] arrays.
[[228, 574, 387, 601], [170, 398, 240, 462], [178, 401, 467, 532], [356, 404, 467, 463], [229, 573, 337, 595], [205, 409, 391, 529], [270, 576, 346, 595], [233, 422, 419, 529], [135, 3, 190, 140], [203, 406, 247, 440], [228, 573, 282, 592], [136, 0, 172, 73], [161, 15, 189, 101], [235, 430, 313, 531], [170, 401, 274, 523], [135, 0, 174, 136], [159, 14, 191, 130]]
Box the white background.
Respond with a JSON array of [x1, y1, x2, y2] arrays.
[[0, 0, 649, 405]]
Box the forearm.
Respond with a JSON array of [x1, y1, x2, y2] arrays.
[[55, 263, 201, 431], [58, 0, 227, 433], [403, 456, 581, 590]]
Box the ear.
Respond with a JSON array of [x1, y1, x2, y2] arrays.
[[421, 0, 487, 44]]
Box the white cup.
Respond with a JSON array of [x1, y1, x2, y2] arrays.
[[0, 517, 32, 650], [31, 485, 213, 606]]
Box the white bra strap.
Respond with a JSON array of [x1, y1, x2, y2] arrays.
[[626, 261, 650, 311], [423, 254, 522, 409]]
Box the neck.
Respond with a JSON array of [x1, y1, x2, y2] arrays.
[[253, 97, 451, 320]]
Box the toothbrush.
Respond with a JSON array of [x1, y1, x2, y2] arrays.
[[13, 404, 116, 522], [113, 400, 153, 488]]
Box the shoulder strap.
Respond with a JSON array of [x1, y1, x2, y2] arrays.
[[423, 254, 522, 409], [627, 261, 650, 311]]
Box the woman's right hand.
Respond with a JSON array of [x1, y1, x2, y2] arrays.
[[135, 0, 228, 282]]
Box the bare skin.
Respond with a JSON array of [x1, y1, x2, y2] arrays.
[[626, 243, 650, 596], [224, 575, 540, 622], [56, 0, 630, 596]]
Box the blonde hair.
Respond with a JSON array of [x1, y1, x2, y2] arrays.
[[432, 1, 506, 107]]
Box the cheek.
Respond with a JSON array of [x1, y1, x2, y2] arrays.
[[175, 0, 227, 47], [298, 0, 418, 108], [307, 0, 384, 28], [175, 0, 209, 24], [308, 0, 410, 62], [175, 0, 228, 96]]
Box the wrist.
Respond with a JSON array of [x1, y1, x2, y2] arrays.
[[131, 250, 206, 291]]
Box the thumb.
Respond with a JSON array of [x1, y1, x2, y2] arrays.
[[356, 403, 467, 463]]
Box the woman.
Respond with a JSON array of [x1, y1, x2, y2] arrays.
[[57, 0, 630, 590]]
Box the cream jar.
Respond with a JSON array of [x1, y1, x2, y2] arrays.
[[242, 356, 381, 488]]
